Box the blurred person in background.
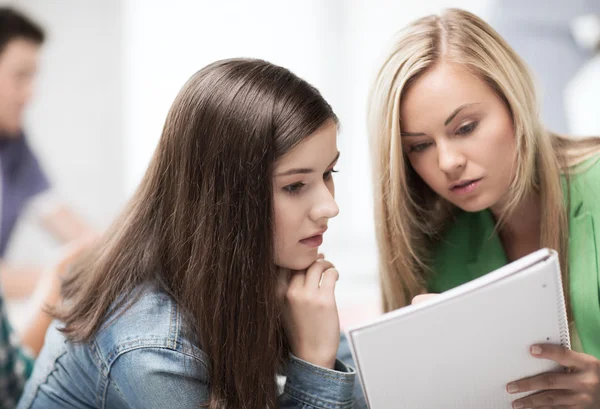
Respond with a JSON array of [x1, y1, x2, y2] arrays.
[[0, 7, 93, 299], [0, 7, 96, 408]]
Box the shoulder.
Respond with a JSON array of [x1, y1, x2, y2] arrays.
[[93, 283, 207, 374], [107, 342, 210, 407], [566, 154, 600, 215], [0, 134, 50, 191], [568, 153, 600, 182]]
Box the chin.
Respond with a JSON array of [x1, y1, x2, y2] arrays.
[[452, 195, 496, 213], [276, 251, 318, 271], [457, 203, 488, 213], [0, 124, 21, 137]]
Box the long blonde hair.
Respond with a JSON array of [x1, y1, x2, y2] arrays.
[[369, 8, 600, 312]]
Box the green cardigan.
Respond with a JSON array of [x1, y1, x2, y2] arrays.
[[428, 155, 600, 359]]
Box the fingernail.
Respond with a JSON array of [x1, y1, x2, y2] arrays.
[[513, 402, 524, 409], [507, 383, 519, 393], [531, 345, 542, 355]]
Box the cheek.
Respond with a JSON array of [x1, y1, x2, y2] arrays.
[[272, 207, 289, 267], [408, 153, 442, 189], [272, 216, 297, 269], [0, 78, 16, 95], [484, 125, 517, 173], [0, 92, 9, 106], [485, 108, 516, 147], [272, 195, 318, 270], [272, 196, 300, 250], [272, 198, 287, 244]]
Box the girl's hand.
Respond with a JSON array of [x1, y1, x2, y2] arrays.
[[507, 344, 600, 408], [282, 257, 340, 369], [411, 293, 439, 304]]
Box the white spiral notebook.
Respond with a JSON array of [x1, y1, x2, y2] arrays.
[[346, 248, 570, 409]]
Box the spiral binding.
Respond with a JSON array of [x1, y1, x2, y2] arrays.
[[553, 258, 572, 349]]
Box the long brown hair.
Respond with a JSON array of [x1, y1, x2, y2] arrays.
[[369, 8, 600, 312], [55, 58, 337, 409]]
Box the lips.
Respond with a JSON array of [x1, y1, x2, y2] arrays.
[[450, 178, 482, 190], [449, 178, 482, 195], [299, 227, 327, 247], [300, 234, 323, 248]]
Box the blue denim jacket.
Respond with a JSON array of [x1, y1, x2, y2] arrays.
[[17, 284, 367, 409]]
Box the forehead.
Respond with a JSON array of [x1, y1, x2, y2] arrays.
[[273, 122, 338, 170], [0, 38, 40, 66], [400, 62, 494, 127]]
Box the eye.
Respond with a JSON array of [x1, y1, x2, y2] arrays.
[[409, 142, 433, 153], [323, 169, 338, 181], [283, 182, 305, 195], [456, 121, 478, 135]]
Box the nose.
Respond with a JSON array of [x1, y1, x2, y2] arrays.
[[437, 140, 466, 177], [309, 184, 339, 222]]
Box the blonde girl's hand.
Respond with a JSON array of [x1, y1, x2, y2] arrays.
[[507, 344, 600, 408]]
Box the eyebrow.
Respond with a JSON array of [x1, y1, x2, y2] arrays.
[[400, 103, 480, 137], [275, 151, 340, 177]]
